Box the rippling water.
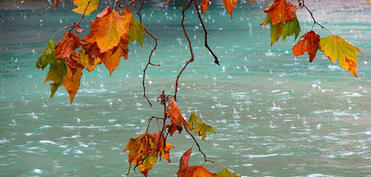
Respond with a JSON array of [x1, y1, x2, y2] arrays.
[[1, 0, 371, 176]]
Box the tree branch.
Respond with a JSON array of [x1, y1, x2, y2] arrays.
[[174, 0, 194, 101], [193, 0, 220, 65]]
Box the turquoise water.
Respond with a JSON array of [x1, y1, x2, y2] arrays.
[[1, 1, 371, 176]]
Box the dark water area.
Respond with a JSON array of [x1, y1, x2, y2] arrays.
[[0, 0, 371, 176]]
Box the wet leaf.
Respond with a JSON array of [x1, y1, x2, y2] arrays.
[[72, 0, 99, 15], [78, 49, 101, 72], [201, 0, 210, 14], [216, 168, 241, 177], [177, 148, 192, 176], [63, 66, 83, 103], [263, 0, 297, 25], [37, 40, 68, 98], [166, 100, 189, 136], [99, 35, 129, 75], [222, 0, 238, 19], [124, 132, 174, 177], [55, 32, 80, 60], [83, 7, 132, 53], [180, 166, 217, 177], [128, 17, 146, 47], [153, 131, 174, 162], [262, 15, 300, 45], [319, 35, 364, 77], [188, 112, 216, 141], [292, 31, 320, 62]]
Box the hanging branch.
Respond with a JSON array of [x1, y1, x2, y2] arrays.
[[299, 0, 333, 34], [174, 0, 195, 101], [193, 0, 220, 65]]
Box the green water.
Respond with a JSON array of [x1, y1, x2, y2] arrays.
[[1, 1, 371, 176]]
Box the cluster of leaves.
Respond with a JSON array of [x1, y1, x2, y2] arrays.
[[36, 0, 368, 176], [261, 0, 364, 77], [37, 2, 146, 103], [124, 98, 240, 177]]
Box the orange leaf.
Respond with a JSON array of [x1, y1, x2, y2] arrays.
[[98, 35, 130, 75], [56, 32, 80, 60], [83, 7, 132, 53], [166, 100, 189, 135], [223, 0, 238, 19], [177, 148, 192, 176], [292, 31, 320, 62], [263, 0, 297, 25], [63, 66, 83, 103], [124, 132, 174, 177], [201, 0, 210, 14], [180, 166, 218, 177]]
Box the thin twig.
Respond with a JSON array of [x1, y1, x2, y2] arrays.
[[193, 0, 220, 65], [68, 0, 93, 33], [184, 127, 207, 162], [301, 0, 333, 35], [35, 5, 52, 16], [174, 0, 194, 101]]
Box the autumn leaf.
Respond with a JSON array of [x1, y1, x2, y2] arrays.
[[177, 148, 192, 176], [55, 32, 80, 60], [153, 131, 174, 162], [166, 100, 189, 136], [99, 35, 130, 75], [292, 31, 320, 62], [261, 15, 300, 45], [63, 66, 83, 103], [180, 166, 218, 177], [124, 132, 174, 177], [83, 7, 132, 53], [78, 49, 101, 72], [223, 0, 238, 19], [128, 17, 146, 47], [36, 39, 68, 98], [72, 0, 99, 15], [319, 35, 364, 77], [188, 112, 216, 141], [263, 0, 297, 25], [216, 168, 242, 177], [201, 0, 210, 14]]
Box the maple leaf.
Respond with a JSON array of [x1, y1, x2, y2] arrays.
[[153, 131, 174, 162], [55, 32, 80, 60], [319, 35, 364, 77], [124, 132, 174, 177], [201, 0, 210, 14], [78, 49, 101, 72], [83, 7, 132, 53], [223, 0, 238, 19], [166, 100, 189, 136], [128, 17, 147, 47], [292, 31, 320, 62], [63, 66, 83, 104], [262, 15, 300, 45], [216, 168, 242, 177], [177, 148, 217, 177], [188, 112, 216, 141], [72, 0, 99, 15], [263, 0, 297, 25], [36, 40, 68, 98], [99, 35, 130, 75]]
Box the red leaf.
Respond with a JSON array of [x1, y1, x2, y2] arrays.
[[166, 100, 189, 136], [177, 148, 192, 176], [56, 32, 80, 60], [263, 0, 297, 25], [293, 31, 320, 62]]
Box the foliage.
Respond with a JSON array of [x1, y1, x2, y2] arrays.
[[35, 0, 368, 176]]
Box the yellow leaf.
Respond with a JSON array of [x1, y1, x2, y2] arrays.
[[188, 112, 216, 141], [83, 7, 132, 53], [72, 0, 99, 15], [367, 0, 370, 4], [319, 35, 364, 77], [78, 49, 101, 72]]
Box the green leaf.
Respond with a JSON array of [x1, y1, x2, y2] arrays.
[[188, 112, 216, 141], [36, 39, 68, 98], [36, 40, 57, 70], [281, 17, 300, 42], [216, 168, 241, 177], [128, 17, 146, 47]]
